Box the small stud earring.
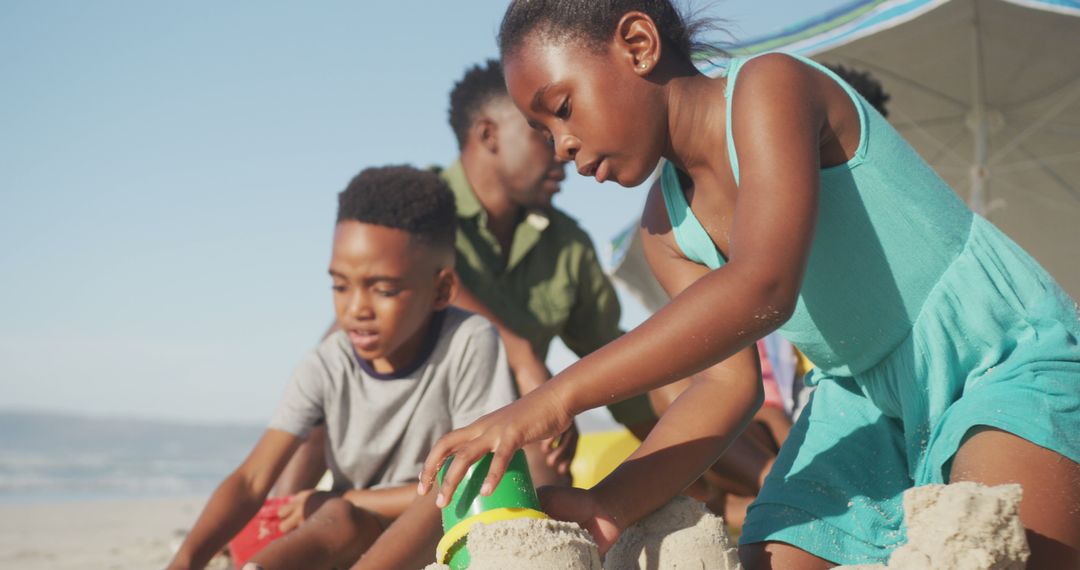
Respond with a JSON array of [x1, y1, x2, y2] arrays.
[[640, 62, 648, 69]]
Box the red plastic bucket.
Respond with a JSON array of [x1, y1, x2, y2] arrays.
[[228, 495, 292, 567]]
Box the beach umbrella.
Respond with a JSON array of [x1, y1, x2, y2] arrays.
[[612, 0, 1080, 303]]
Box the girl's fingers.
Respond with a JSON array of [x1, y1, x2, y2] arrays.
[[436, 441, 490, 508], [481, 440, 516, 496], [418, 429, 468, 496]]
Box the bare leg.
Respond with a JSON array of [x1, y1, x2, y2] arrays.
[[950, 427, 1080, 570], [752, 405, 793, 450], [248, 498, 383, 570], [739, 541, 835, 570], [272, 425, 328, 497]]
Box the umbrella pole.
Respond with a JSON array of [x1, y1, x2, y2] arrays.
[[968, 0, 989, 216]]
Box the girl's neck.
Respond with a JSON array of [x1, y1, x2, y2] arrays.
[[661, 65, 728, 176]]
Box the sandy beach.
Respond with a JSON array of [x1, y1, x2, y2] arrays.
[[0, 496, 208, 570]]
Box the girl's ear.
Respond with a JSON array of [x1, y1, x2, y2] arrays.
[[615, 11, 663, 76], [433, 267, 458, 310]]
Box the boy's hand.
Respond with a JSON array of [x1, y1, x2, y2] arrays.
[[418, 385, 572, 508], [277, 489, 334, 533], [538, 486, 621, 554]]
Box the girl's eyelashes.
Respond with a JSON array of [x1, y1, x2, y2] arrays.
[[555, 98, 571, 120]]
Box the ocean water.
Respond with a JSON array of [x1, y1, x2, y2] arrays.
[[0, 411, 263, 504]]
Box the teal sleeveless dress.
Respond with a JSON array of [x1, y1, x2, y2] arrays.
[[660, 53, 1080, 564]]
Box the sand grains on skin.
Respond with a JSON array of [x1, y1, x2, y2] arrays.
[[604, 495, 742, 570], [837, 482, 1029, 570]]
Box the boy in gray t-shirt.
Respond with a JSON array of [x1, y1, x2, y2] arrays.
[[169, 166, 514, 570], [271, 307, 513, 495]]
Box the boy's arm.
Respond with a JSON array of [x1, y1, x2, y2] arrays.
[[168, 429, 300, 570], [350, 492, 442, 569], [341, 484, 417, 520]]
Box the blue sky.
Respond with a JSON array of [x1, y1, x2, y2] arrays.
[[0, 0, 848, 424]]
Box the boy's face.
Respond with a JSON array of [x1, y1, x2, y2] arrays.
[[329, 221, 454, 374]]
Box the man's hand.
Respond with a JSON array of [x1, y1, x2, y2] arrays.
[[543, 421, 579, 476], [277, 489, 335, 533]]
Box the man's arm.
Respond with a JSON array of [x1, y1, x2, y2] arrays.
[[452, 284, 549, 394], [168, 429, 301, 570], [558, 236, 623, 359], [559, 236, 659, 433]]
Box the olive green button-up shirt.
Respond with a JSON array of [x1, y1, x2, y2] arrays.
[[441, 161, 654, 426]]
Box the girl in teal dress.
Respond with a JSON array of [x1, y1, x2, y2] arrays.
[[419, 1, 1080, 567]]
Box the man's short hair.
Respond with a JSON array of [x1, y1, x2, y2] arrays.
[[448, 59, 508, 150], [337, 165, 457, 251]]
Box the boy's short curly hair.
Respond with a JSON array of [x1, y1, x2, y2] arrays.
[[337, 165, 457, 251], [448, 59, 508, 150]]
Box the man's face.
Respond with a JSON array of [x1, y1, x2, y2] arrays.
[[329, 221, 451, 373], [488, 97, 566, 209]]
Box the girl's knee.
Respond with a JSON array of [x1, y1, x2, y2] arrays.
[[951, 427, 1080, 569], [738, 541, 835, 570]]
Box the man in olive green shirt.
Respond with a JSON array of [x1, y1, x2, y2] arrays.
[[443, 60, 655, 444]]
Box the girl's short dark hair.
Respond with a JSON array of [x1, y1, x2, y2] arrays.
[[498, 0, 726, 63], [337, 165, 456, 251]]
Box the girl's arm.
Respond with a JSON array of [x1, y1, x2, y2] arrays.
[[420, 53, 825, 506], [168, 429, 301, 570], [577, 176, 766, 537]]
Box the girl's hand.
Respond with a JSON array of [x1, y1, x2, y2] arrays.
[[277, 489, 333, 533], [538, 486, 622, 554], [418, 386, 572, 507]]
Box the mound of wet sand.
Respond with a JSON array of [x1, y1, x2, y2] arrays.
[[469, 517, 601, 569], [604, 495, 742, 570], [838, 482, 1029, 570], [428, 483, 1027, 569], [431, 518, 601, 570]]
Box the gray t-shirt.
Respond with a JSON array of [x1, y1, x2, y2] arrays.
[[269, 308, 515, 490]]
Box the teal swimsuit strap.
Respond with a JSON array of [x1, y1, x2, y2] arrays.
[[660, 52, 872, 271], [725, 53, 871, 185], [659, 161, 727, 269]]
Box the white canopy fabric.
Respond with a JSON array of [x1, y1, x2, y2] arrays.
[[612, 0, 1080, 305]]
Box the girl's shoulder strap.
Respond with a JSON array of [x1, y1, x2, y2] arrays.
[[658, 161, 727, 270], [723, 52, 871, 184], [723, 56, 749, 185]]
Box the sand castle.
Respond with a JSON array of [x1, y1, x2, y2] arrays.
[[422, 518, 600, 569], [604, 495, 742, 569], [426, 496, 739, 570], [427, 482, 1028, 569], [838, 482, 1029, 570]]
